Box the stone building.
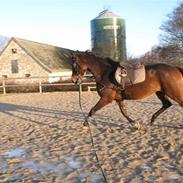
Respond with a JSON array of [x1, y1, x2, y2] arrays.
[[0, 37, 73, 79]]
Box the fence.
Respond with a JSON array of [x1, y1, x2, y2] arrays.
[[0, 76, 96, 94]]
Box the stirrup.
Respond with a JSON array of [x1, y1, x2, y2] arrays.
[[118, 86, 125, 91]]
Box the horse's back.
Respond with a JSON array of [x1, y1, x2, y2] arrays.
[[148, 63, 183, 104], [146, 63, 182, 78]]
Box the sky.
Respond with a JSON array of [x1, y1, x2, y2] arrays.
[[0, 0, 181, 57]]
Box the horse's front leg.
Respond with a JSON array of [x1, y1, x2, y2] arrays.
[[117, 100, 135, 126], [83, 96, 113, 126]]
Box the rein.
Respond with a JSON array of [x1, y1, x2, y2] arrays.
[[78, 82, 108, 183]]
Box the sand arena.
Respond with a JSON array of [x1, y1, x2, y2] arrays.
[[0, 92, 182, 182]]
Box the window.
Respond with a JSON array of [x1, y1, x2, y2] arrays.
[[11, 60, 19, 73], [11, 48, 17, 54], [25, 73, 31, 77], [2, 75, 7, 78]]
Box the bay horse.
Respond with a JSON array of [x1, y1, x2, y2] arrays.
[[71, 51, 183, 127]]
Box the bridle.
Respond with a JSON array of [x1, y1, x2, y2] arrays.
[[73, 62, 81, 75], [72, 58, 83, 84]]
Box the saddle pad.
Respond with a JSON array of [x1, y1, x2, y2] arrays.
[[115, 65, 146, 85]]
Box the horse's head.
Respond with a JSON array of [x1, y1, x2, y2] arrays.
[[71, 52, 88, 84]]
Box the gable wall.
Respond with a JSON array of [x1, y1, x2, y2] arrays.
[[0, 40, 49, 78]]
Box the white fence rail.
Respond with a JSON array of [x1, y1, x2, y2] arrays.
[[0, 76, 96, 94]]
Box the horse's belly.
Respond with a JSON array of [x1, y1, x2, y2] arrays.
[[126, 81, 160, 100]]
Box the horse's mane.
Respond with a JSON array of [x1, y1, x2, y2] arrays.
[[84, 52, 120, 68], [105, 57, 120, 67]]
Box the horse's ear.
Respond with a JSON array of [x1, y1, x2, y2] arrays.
[[75, 50, 82, 56], [85, 49, 91, 54], [71, 52, 76, 60]]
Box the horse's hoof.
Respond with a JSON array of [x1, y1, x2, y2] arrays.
[[150, 120, 154, 126], [130, 120, 135, 124], [83, 120, 89, 127], [131, 121, 141, 130], [129, 121, 135, 127], [150, 117, 156, 126], [106, 127, 115, 133]]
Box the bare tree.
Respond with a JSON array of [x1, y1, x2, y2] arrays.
[[160, 2, 183, 50], [137, 3, 183, 67]]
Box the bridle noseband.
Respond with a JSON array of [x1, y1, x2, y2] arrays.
[[72, 57, 83, 84], [73, 62, 81, 75]]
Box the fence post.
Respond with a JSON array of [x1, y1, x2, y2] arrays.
[[39, 78, 42, 93], [88, 86, 91, 92], [2, 77, 6, 94]]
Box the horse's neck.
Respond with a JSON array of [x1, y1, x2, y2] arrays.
[[87, 58, 108, 82]]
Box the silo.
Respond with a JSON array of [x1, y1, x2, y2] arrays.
[[91, 9, 126, 62]]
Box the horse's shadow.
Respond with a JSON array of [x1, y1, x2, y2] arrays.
[[0, 102, 124, 130], [153, 124, 183, 129], [0, 102, 182, 131], [0, 102, 86, 128]]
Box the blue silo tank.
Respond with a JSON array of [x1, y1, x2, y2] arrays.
[[91, 9, 126, 62]]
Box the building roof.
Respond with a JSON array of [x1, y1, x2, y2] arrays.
[[93, 9, 121, 19], [1, 37, 74, 72]]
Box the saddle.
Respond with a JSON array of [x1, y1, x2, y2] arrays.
[[114, 62, 145, 88]]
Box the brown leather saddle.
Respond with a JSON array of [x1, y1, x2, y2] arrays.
[[115, 62, 145, 88]]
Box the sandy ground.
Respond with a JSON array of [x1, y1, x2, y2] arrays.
[[0, 91, 182, 183]]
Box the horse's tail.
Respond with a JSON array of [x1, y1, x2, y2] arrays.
[[177, 67, 183, 76]]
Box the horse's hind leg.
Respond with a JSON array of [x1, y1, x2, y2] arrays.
[[177, 100, 183, 107], [176, 98, 183, 107], [117, 100, 135, 126], [150, 91, 172, 125]]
